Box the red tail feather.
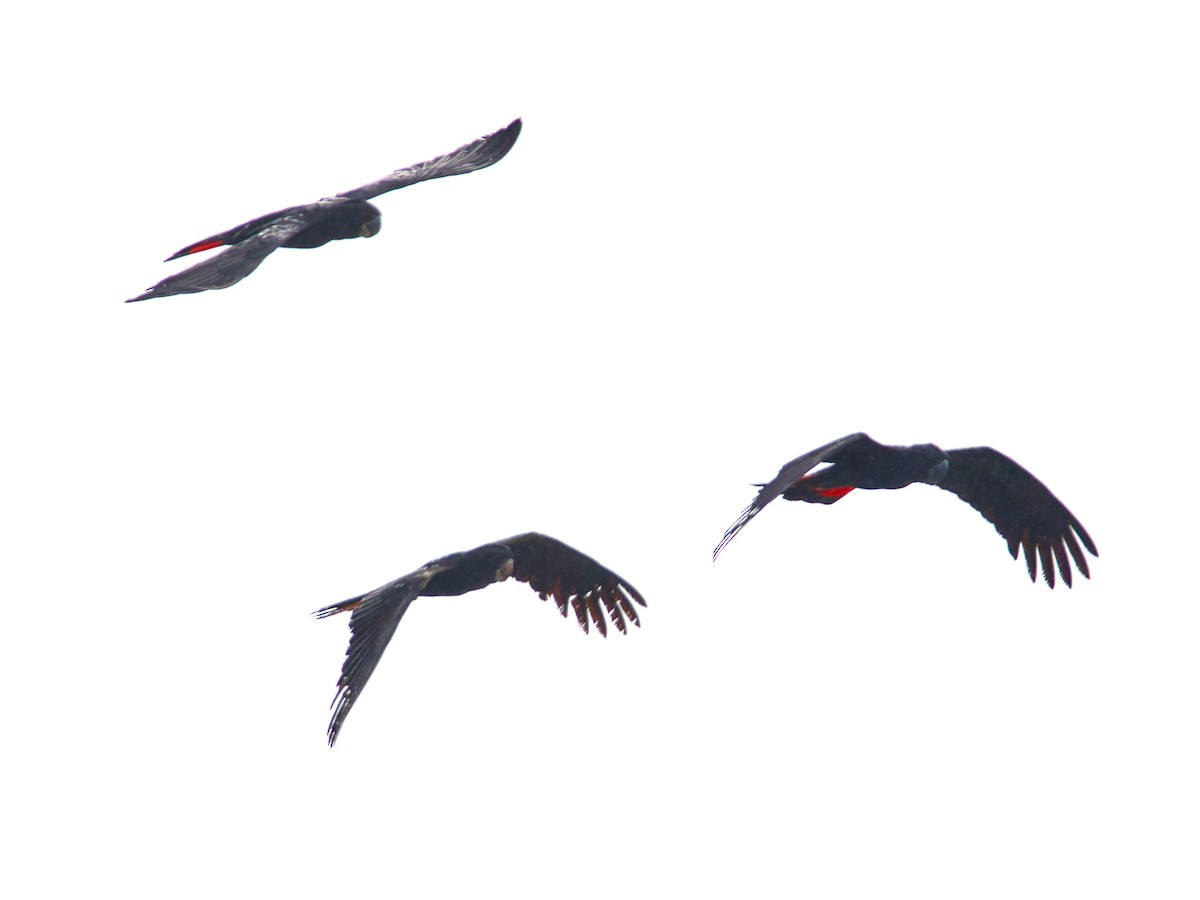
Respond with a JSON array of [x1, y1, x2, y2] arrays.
[[814, 485, 855, 500], [182, 239, 225, 255], [165, 239, 226, 261]]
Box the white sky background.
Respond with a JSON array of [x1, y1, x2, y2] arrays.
[[2, 1, 1196, 896]]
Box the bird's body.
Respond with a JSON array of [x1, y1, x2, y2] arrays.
[[165, 198, 384, 258], [314, 533, 645, 745], [714, 432, 1097, 588], [782, 438, 949, 499], [125, 118, 521, 302], [419, 545, 515, 596]]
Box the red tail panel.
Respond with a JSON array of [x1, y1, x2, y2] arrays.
[[180, 239, 226, 256], [164, 239, 228, 262], [813, 484, 855, 500]]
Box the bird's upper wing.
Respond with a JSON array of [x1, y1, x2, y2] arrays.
[[501, 532, 646, 637], [125, 214, 311, 302], [312, 562, 449, 746], [936, 447, 1098, 588], [713, 433, 869, 559], [335, 118, 522, 202]]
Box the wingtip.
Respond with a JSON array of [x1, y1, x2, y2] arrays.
[[488, 118, 522, 154]]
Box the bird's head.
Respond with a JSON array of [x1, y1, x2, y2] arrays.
[[912, 444, 950, 484], [468, 543, 515, 584], [360, 215, 382, 239], [497, 555, 515, 581]]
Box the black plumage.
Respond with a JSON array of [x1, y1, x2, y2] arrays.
[[125, 118, 521, 302], [314, 533, 646, 745], [714, 433, 1097, 587]]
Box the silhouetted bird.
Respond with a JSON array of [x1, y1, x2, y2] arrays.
[[125, 118, 521, 302], [314, 532, 645, 745], [714, 433, 1096, 587]]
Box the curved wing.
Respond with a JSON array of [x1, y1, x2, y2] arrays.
[[336, 118, 522, 202], [313, 562, 448, 746], [502, 532, 646, 637], [125, 214, 310, 302], [713, 433, 869, 559], [936, 447, 1098, 588]]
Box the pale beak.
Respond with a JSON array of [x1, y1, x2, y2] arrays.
[[926, 458, 950, 484]]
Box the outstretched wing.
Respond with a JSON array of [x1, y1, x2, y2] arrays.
[[125, 214, 310, 302], [336, 118, 522, 202], [313, 562, 448, 746], [936, 447, 1098, 588], [502, 532, 646, 637], [713, 433, 869, 559]]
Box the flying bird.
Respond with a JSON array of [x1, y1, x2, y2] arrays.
[[314, 532, 646, 745], [124, 118, 522, 302], [713, 433, 1097, 588]]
